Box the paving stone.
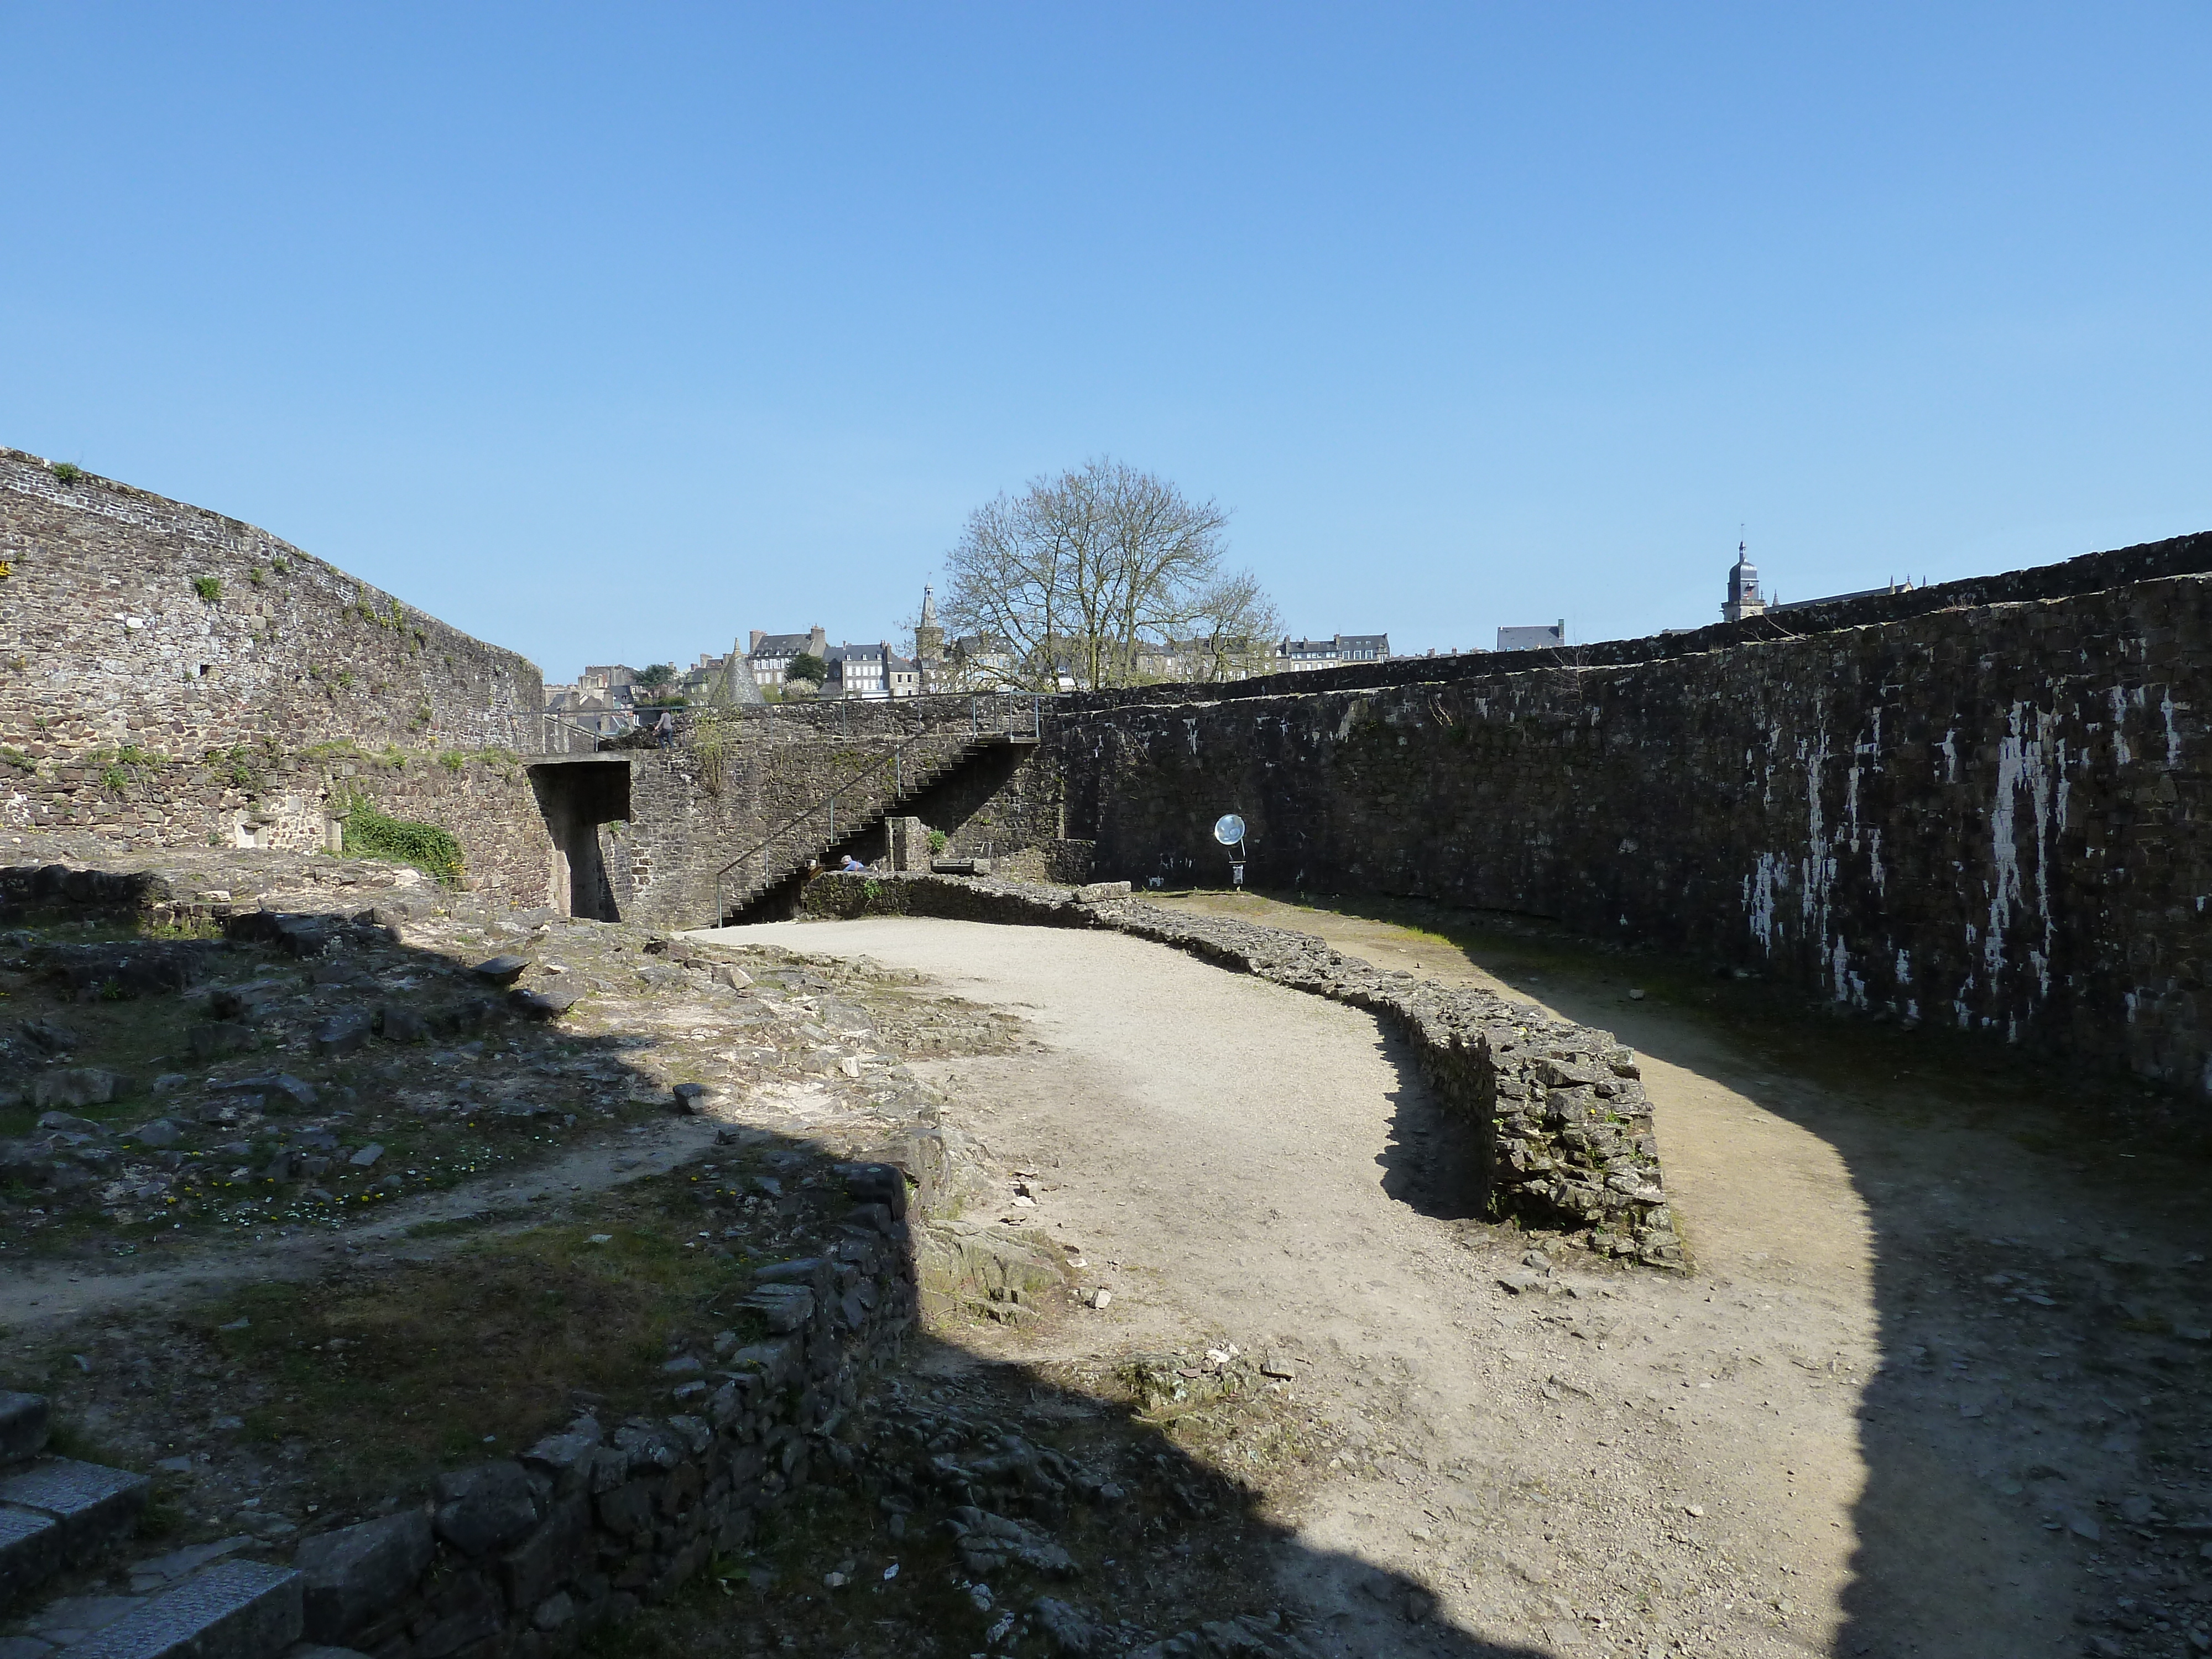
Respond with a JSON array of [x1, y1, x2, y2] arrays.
[[0, 1459, 150, 1562], [25, 1592, 143, 1636], [128, 1537, 251, 1591], [65, 1560, 301, 1659], [0, 1391, 49, 1463], [0, 1504, 62, 1601]]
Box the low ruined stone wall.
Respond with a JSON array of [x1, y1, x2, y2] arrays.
[[0, 448, 542, 765], [288, 1198, 920, 1659], [799, 872, 1683, 1267]]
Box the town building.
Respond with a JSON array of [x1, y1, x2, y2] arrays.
[[1496, 620, 1567, 651], [747, 627, 829, 691], [1275, 633, 1391, 672]]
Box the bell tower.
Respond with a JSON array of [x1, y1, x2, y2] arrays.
[[1723, 541, 1765, 622]]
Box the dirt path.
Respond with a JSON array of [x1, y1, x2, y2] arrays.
[[713, 904, 2212, 1659]]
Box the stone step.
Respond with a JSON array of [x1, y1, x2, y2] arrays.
[[62, 1561, 302, 1659], [0, 1394, 49, 1467], [0, 1458, 149, 1571], [0, 1504, 62, 1605]]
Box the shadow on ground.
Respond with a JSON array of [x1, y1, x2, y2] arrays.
[[0, 874, 1547, 1658], [1236, 887, 2212, 1659]]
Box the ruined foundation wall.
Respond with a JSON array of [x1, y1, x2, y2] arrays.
[[800, 872, 1683, 1265], [1033, 567, 2212, 1092]]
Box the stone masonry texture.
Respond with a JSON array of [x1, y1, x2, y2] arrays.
[[0, 448, 557, 904], [915, 538, 2212, 1093]]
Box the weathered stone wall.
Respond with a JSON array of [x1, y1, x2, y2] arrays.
[[1, 746, 552, 907], [1029, 565, 2212, 1091], [0, 448, 559, 904], [0, 448, 544, 762]]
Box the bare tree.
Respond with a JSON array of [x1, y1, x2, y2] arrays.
[[941, 458, 1269, 691]]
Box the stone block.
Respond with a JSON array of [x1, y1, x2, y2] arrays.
[[434, 1463, 539, 1558], [0, 1504, 62, 1602], [187, 1024, 257, 1061], [374, 1005, 427, 1044], [31, 1070, 120, 1110], [310, 1011, 372, 1059], [0, 1459, 148, 1563], [0, 1391, 50, 1463], [507, 987, 582, 1021], [472, 956, 530, 986], [410, 1569, 502, 1659], [498, 1494, 589, 1611], [294, 1509, 433, 1643], [64, 1559, 301, 1659]]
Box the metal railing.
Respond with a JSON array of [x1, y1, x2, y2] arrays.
[[710, 695, 1044, 923]]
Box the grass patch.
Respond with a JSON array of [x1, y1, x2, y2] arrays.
[[338, 794, 464, 886], [182, 1181, 765, 1503]]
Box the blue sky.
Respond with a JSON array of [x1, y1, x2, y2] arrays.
[[3, 4, 2208, 679]]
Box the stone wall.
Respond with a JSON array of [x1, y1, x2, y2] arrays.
[[799, 871, 1683, 1266], [289, 1193, 921, 1659], [0, 448, 545, 763], [917, 540, 2212, 1093], [0, 448, 560, 905], [1, 746, 553, 908]]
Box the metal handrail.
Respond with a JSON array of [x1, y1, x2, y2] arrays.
[[710, 693, 1044, 922]]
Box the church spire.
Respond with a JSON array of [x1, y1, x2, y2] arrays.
[[1722, 537, 1765, 622]]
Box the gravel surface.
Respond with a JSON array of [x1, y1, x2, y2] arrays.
[[709, 905, 2212, 1659]]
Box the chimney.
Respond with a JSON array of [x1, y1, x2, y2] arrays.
[[748, 630, 764, 653]]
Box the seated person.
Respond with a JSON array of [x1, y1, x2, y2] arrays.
[[838, 854, 868, 873]]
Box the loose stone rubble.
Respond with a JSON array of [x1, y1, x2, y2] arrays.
[[800, 871, 1686, 1267], [1, 838, 1354, 1657]]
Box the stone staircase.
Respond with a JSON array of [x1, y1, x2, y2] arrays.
[[0, 1391, 318, 1659], [715, 727, 1036, 922]]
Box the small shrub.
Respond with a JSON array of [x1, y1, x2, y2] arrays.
[[50, 462, 81, 484], [100, 765, 129, 793], [437, 750, 465, 772], [0, 747, 34, 773], [192, 576, 222, 602], [270, 559, 288, 575], [248, 566, 266, 586], [336, 670, 355, 689], [339, 794, 464, 886], [927, 829, 948, 854]]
